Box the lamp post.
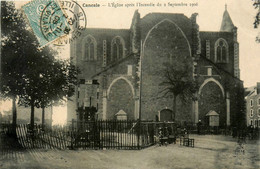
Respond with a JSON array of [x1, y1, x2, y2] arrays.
[[138, 41, 143, 149], [139, 40, 143, 121]]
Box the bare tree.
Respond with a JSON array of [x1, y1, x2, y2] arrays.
[[159, 58, 198, 121]]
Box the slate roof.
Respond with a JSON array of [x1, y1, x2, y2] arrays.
[[220, 9, 235, 32], [198, 55, 242, 82], [245, 87, 255, 97], [206, 110, 219, 116], [115, 110, 127, 115]]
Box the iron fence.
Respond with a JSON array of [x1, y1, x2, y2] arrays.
[[70, 120, 177, 149], [0, 120, 177, 150]]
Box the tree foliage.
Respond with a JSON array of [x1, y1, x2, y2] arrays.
[[234, 85, 246, 129], [253, 0, 260, 28], [1, 1, 79, 131], [1, 1, 28, 99], [1, 1, 28, 135]]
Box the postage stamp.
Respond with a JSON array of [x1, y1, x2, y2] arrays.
[[22, 0, 70, 47]]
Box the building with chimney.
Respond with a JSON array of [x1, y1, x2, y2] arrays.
[[67, 7, 244, 128]]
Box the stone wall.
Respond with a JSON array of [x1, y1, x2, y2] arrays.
[[98, 56, 137, 120], [69, 12, 244, 126], [197, 57, 244, 127], [141, 19, 193, 121], [200, 32, 235, 76]]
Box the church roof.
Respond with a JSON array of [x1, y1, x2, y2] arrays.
[[198, 55, 243, 83], [91, 53, 135, 78], [206, 110, 219, 116], [115, 110, 127, 115], [220, 6, 235, 32], [245, 87, 255, 97]]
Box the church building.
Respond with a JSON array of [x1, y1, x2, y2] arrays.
[[67, 7, 244, 128]]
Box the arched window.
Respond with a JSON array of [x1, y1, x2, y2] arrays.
[[250, 109, 254, 117], [214, 38, 228, 63], [216, 46, 221, 62], [111, 36, 125, 61], [82, 35, 97, 61]]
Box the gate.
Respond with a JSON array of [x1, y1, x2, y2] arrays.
[[70, 120, 140, 149], [159, 109, 173, 122]]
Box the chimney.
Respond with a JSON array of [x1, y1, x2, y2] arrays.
[[257, 82, 260, 94]]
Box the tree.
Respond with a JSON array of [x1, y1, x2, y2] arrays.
[[1, 1, 28, 136], [34, 58, 79, 129], [234, 85, 246, 130], [1, 1, 79, 134], [17, 49, 79, 131], [253, 0, 260, 28], [2, 27, 54, 132], [159, 58, 198, 121], [253, 0, 260, 42], [34, 47, 58, 128]]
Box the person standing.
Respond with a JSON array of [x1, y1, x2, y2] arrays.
[[197, 120, 202, 135]]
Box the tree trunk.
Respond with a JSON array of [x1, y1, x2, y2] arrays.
[[172, 95, 177, 121], [30, 100, 35, 131], [11, 96, 17, 137], [42, 107, 45, 130]]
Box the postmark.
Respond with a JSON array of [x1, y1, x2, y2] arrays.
[[40, 0, 70, 43], [22, 0, 69, 47], [53, 0, 87, 46]]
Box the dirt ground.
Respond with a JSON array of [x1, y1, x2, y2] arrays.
[[0, 135, 259, 169]]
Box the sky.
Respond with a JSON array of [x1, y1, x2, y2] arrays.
[[2, 0, 260, 124]]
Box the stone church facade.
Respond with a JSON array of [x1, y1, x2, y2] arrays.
[[67, 8, 244, 128]]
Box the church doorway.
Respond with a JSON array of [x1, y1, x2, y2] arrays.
[[198, 80, 225, 127], [107, 78, 135, 120], [159, 109, 173, 122]]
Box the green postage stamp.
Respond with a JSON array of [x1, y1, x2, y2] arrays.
[[22, 0, 70, 47]]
